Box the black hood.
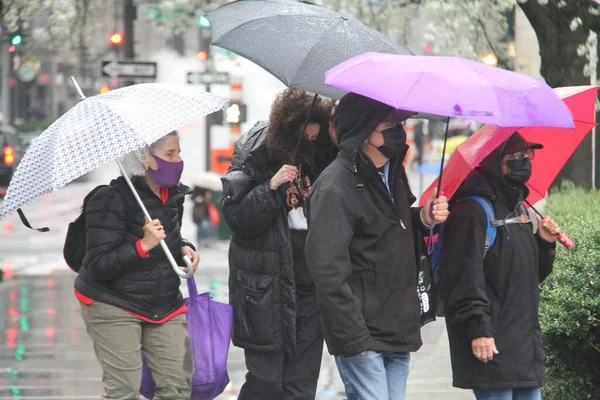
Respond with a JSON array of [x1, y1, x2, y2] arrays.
[[453, 133, 529, 211], [334, 93, 413, 168]]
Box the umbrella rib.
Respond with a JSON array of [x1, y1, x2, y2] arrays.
[[50, 100, 142, 193], [463, 61, 503, 119], [213, 14, 333, 87], [396, 72, 426, 111], [288, 17, 345, 89]]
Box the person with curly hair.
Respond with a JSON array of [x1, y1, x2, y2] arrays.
[[221, 88, 336, 400]]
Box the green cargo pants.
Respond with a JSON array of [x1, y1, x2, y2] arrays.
[[81, 301, 193, 400]]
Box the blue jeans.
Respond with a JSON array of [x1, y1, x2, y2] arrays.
[[335, 351, 410, 400], [473, 388, 542, 400]]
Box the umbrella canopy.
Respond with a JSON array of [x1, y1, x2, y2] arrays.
[[194, 171, 223, 191], [0, 83, 228, 220], [443, 135, 470, 154], [206, 0, 411, 99], [419, 85, 598, 206], [325, 52, 575, 128]]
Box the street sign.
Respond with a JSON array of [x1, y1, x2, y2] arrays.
[[101, 61, 157, 79], [187, 72, 230, 85]]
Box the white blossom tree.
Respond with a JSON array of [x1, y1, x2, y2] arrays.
[[153, 0, 223, 35], [319, 0, 514, 65]]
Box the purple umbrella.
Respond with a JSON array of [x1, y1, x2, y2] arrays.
[[325, 52, 575, 256], [324, 52, 575, 129]]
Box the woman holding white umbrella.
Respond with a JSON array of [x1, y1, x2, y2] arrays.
[[0, 81, 227, 400], [75, 131, 200, 399]]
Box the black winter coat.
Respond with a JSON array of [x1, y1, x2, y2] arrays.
[[439, 148, 556, 389], [74, 176, 194, 321], [222, 122, 295, 354], [305, 94, 425, 357]]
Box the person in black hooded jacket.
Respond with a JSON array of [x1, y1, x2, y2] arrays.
[[439, 132, 561, 400], [221, 89, 336, 400], [305, 93, 449, 400]]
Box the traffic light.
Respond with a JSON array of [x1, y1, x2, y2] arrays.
[[198, 12, 211, 60], [224, 102, 247, 125], [110, 32, 123, 47], [197, 50, 208, 60], [100, 85, 110, 94], [10, 33, 22, 46], [197, 14, 210, 29], [198, 33, 210, 60]]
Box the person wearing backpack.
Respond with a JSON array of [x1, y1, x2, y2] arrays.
[[71, 130, 200, 400], [439, 132, 561, 400]]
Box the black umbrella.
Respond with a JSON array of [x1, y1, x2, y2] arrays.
[[207, 0, 412, 100], [207, 0, 412, 163]]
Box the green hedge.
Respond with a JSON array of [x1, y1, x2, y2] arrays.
[[540, 182, 600, 399]]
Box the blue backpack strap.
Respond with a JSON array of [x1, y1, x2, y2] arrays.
[[430, 223, 444, 280], [464, 196, 497, 256]]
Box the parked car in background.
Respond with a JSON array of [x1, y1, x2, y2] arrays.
[[0, 126, 26, 197]]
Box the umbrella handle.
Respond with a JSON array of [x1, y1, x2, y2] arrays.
[[524, 199, 577, 252], [556, 233, 577, 252], [116, 159, 195, 279]]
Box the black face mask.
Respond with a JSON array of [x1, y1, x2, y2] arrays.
[[377, 125, 407, 159], [505, 158, 532, 186], [295, 138, 314, 158]]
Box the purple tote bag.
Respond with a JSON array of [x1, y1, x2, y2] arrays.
[[140, 277, 233, 400]]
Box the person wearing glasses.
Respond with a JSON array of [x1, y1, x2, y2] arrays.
[[439, 132, 561, 400]]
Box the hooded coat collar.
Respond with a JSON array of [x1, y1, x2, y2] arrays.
[[334, 93, 400, 172]]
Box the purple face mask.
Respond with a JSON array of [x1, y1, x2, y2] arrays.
[[148, 156, 184, 188]]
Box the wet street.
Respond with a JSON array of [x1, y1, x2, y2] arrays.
[[0, 167, 473, 400]]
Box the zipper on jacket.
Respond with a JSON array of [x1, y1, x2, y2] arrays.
[[358, 154, 407, 230], [381, 162, 406, 230]]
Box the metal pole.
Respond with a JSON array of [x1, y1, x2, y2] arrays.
[[1, 41, 11, 127], [590, 31, 598, 190], [50, 54, 59, 120], [205, 83, 211, 171], [123, 0, 135, 87]]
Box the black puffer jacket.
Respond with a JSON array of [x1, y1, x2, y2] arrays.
[[222, 121, 336, 354], [74, 176, 194, 321], [305, 93, 425, 357], [439, 144, 556, 390]]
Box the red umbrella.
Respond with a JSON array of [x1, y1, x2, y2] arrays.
[[420, 85, 598, 206]]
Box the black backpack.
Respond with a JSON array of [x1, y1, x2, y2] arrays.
[[63, 185, 134, 272]]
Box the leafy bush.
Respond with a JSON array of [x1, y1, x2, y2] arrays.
[[540, 182, 600, 399]]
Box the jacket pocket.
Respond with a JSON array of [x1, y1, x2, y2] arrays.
[[234, 270, 275, 346], [360, 272, 373, 324]]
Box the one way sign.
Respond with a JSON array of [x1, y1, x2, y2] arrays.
[[187, 72, 230, 85], [101, 61, 158, 79]]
